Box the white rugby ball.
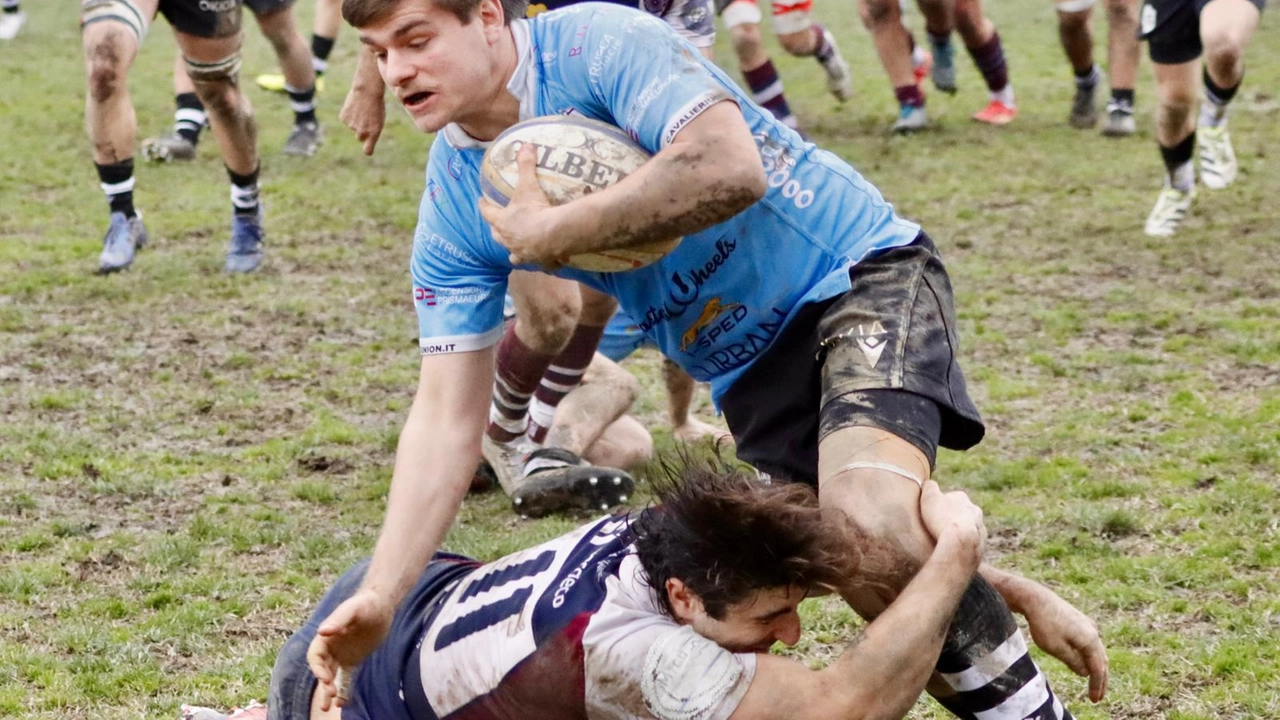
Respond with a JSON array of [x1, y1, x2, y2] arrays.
[[480, 115, 681, 273]]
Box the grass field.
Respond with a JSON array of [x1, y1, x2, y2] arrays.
[[1, 0, 1278, 718]]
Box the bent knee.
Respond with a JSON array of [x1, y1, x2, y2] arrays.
[[860, 0, 898, 27], [84, 31, 134, 102]]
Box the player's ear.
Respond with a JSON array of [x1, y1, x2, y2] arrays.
[[665, 578, 704, 623], [478, 0, 506, 34]]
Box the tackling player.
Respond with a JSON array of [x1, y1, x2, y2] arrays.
[[1140, 0, 1264, 236], [318, 2, 1106, 719], [81, 0, 266, 273], [190, 461, 1104, 719]]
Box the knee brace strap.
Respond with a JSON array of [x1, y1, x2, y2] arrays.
[[81, 0, 149, 42], [720, 0, 763, 30], [186, 51, 242, 82]]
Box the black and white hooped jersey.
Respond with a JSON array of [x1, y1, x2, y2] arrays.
[[414, 513, 758, 720]]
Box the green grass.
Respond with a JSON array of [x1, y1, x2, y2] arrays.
[[2, 1, 1279, 718]]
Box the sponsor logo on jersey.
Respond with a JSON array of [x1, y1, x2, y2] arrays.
[[853, 321, 889, 367], [420, 341, 458, 355], [689, 307, 788, 377], [198, 0, 236, 12], [754, 133, 814, 209], [637, 237, 739, 332], [426, 179, 444, 204], [663, 90, 732, 146], [414, 285, 489, 307], [589, 34, 620, 80], [424, 233, 480, 265], [448, 154, 465, 180], [679, 298, 746, 352]]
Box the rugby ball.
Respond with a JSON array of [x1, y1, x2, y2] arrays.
[[480, 116, 681, 273]]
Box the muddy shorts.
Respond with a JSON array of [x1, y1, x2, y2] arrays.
[[720, 232, 985, 485], [156, 0, 244, 38], [1140, 0, 1266, 64], [268, 555, 478, 720]]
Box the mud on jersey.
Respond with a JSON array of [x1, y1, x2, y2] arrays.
[[410, 4, 920, 400], [416, 514, 756, 719]]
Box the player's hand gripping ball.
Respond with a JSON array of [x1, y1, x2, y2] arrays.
[[481, 116, 681, 272]]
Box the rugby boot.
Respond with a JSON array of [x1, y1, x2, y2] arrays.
[[930, 38, 957, 94], [1069, 82, 1098, 128], [141, 132, 197, 163], [973, 99, 1017, 125], [481, 432, 539, 496], [892, 104, 929, 133], [1143, 185, 1195, 237], [225, 207, 265, 273], [97, 212, 148, 274], [1198, 122, 1237, 189], [256, 73, 325, 93], [0, 10, 26, 39], [818, 30, 853, 102], [510, 448, 634, 518], [283, 121, 323, 157], [1101, 100, 1136, 137]]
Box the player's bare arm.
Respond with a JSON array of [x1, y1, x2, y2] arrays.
[[480, 100, 766, 267], [981, 563, 1109, 701], [729, 481, 986, 720], [306, 348, 495, 708], [341, 45, 387, 155]]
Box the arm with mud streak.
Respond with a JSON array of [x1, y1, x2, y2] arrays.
[[479, 101, 766, 268]]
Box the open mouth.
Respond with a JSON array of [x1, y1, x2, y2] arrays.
[[402, 91, 433, 108]]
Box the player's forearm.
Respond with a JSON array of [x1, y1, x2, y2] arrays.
[[360, 401, 480, 605], [551, 104, 765, 255], [979, 563, 1038, 616], [823, 535, 980, 719], [350, 45, 385, 97]]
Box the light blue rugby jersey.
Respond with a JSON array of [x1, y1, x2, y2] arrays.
[[411, 3, 920, 400]]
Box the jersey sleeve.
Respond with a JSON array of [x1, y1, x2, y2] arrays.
[[569, 9, 736, 151], [639, 625, 757, 720], [411, 168, 509, 356]]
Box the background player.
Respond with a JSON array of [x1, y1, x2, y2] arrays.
[[257, 0, 345, 92], [1055, 0, 1142, 134], [1140, 0, 1264, 236], [81, 0, 266, 273]]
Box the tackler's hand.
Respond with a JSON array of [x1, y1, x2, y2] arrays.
[[479, 144, 566, 270], [1020, 585, 1109, 703], [306, 588, 395, 710]]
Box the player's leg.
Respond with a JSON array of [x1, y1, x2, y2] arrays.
[[257, 0, 341, 91], [663, 359, 732, 444], [1196, 0, 1261, 189], [1055, 0, 1102, 128], [1142, 2, 1201, 236], [915, 0, 957, 92], [81, 0, 157, 273], [1101, 0, 1140, 135], [142, 53, 206, 163], [772, 0, 854, 102], [955, 0, 1016, 124], [548, 353, 652, 470], [173, 21, 265, 272], [720, 0, 801, 130], [527, 284, 617, 445], [484, 271, 580, 492], [813, 238, 1075, 720], [861, 0, 929, 132], [251, 1, 323, 156]]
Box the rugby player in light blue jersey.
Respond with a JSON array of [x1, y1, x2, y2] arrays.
[[309, 2, 1110, 718]]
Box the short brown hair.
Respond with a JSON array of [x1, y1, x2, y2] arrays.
[[631, 455, 864, 620], [344, 0, 528, 29]]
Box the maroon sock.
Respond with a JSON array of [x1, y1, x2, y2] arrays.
[[966, 31, 1009, 93], [895, 84, 926, 108], [744, 60, 796, 126], [527, 324, 607, 444], [487, 325, 556, 443]]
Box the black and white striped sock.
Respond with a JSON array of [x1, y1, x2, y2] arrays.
[[173, 92, 206, 145]]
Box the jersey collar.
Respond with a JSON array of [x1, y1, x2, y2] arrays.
[[442, 18, 536, 150]]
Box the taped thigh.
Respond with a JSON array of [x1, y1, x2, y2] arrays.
[[771, 0, 814, 33], [81, 0, 150, 42], [720, 0, 763, 29], [186, 50, 242, 81], [1055, 0, 1097, 13]]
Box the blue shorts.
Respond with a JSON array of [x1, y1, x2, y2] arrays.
[[597, 311, 656, 363], [268, 555, 478, 720]]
